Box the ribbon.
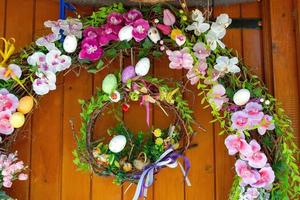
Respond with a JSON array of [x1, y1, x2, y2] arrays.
[[132, 148, 191, 200], [0, 38, 15, 66]]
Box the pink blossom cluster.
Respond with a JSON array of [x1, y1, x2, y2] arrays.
[[231, 102, 275, 135], [0, 89, 19, 135], [225, 134, 275, 190], [0, 152, 27, 188], [79, 10, 150, 61]]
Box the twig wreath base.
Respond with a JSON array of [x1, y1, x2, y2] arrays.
[[0, 1, 299, 200]]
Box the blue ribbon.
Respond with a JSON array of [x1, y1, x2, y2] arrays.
[[132, 148, 191, 200]]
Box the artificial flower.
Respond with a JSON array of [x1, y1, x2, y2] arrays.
[[210, 14, 232, 38], [245, 188, 260, 200], [244, 102, 264, 126], [0, 64, 22, 81], [235, 159, 260, 185], [33, 71, 56, 96], [0, 111, 14, 135], [132, 19, 150, 42], [123, 9, 143, 25], [44, 20, 62, 34], [193, 42, 210, 60], [107, 12, 124, 25], [214, 56, 240, 74], [27, 52, 51, 72], [79, 39, 103, 61], [206, 29, 226, 50], [258, 115, 275, 135], [224, 134, 252, 157], [157, 24, 171, 35], [60, 18, 83, 38], [98, 24, 121, 46], [231, 111, 250, 131], [215, 13, 232, 28], [109, 91, 121, 103], [204, 69, 221, 85], [186, 9, 210, 36], [163, 9, 176, 26], [207, 84, 228, 111], [153, 128, 162, 137], [45, 50, 72, 72], [251, 166, 275, 189], [83, 26, 99, 39], [0, 89, 19, 113], [166, 48, 193, 70], [186, 60, 207, 85], [35, 33, 60, 51], [155, 138, 164, 146], [170, 29, 186, 46], [246, 140, 267, 169]]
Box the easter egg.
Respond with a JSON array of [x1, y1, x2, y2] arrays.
[[118, 25, 133, 41], [63, 35, 78, 53], [121, 66, 136, 83], [9, 112, 25, 128], [102, 74, 117, 94], [17, 96, 34, 114], [135, 57, 150, 76], [233, 89, 251, 106], [148, 27, 161, 44], [108, 135, 127, 153]]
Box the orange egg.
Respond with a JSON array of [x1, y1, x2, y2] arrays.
[[17, 96, 34, 114]]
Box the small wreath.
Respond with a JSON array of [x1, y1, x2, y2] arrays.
[[74, 70, 194, 190]]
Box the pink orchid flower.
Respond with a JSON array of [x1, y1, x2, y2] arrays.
[[186, 60, 208, 85], [79, 38, 103, 61], [0, 64, 22, 81], [207, 84, 228, 111], [166, 48, 194, 70], [258, 115, 275, 135], [244, 102, 264, 126], [0, 89, 19, 113], [123, 9, 143, 25], [193, 42, 210, 60], [235, 159, 260, 185], [251, 166, 275, 189], [0, 111, 14, 135], [231, 111, 250, 131], [132, 19, 150, 42], [224, 134, 252, 156], [245, 140, 267, 169], [245, 188, 260, 199], [98, 24, 121, 46], [107, 12, 124, 25]]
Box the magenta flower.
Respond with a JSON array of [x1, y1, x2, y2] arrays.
[[0, 111, 13, 135], [0, 89, 19, 113], [0, 64, 22, 81], [123, 9, 143, 25], [132, 19, 150, 42], [224, 134, 252, 156], [107, 12, 124, 25], [79, 39, 103, 61], [244, 102, 264, 126], [83, 26, 99, 39], [246, 140, 267, 168], [231, 111, 250, 131], [235, 159, 260, 185], [258, 115, 275, 135], [157, 24, 171, 35], [166, 48, 194, 70], [251, 166, 275, 188], [193, 42, 210, 60], [98, 24, 121, 46], [207, 84, 228, 111], [245, 188, 260, 199]]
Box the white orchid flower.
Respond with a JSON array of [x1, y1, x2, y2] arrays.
[[35, 33, 60, 51], [214, 56, 240, 74], [186, 9, 210, 36], [33, 71, 57, 95], [45, 50, 72, 73], [216, 14, 232, 28], [210, 14, 232, 38], [206, 30, 226, 50]]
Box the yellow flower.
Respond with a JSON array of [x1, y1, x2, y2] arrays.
[[155, 138, 164, 146], [171, 29, 183, 40], [182, 16, 187, 21], [153, 128, 162, 137]]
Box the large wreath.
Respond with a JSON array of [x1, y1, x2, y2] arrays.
[[0, 2, 299, 200]]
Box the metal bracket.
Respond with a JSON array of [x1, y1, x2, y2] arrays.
[[229, 18, 262, 29]]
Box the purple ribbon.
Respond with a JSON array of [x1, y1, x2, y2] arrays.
[[132, 148, 191, 200]]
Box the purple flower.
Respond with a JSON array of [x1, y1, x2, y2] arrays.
[[123, 9, 143, 25], [107, 12, 124, 25], [0, 64, 22, 81], [79, 39, 103, 61], [132, 19, 150, 42], [166, 48, 194, 70], [193, 42, 210, 60], [231, 111, 250, 131], [207, 84, 228, 111], [258, 115, 275, 135], [0, 89, 19, 113]]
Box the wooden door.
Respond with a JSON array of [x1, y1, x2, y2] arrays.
[[1, 0, 299, 200]]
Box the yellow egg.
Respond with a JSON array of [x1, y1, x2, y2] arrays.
[[9, 112, 25, 128], [17, 96, 34, 114]]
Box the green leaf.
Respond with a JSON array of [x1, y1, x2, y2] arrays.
[[152, 50, 163, 57], [105, 48, 117, 58]]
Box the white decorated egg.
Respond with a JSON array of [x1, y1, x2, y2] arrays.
[[118, 25, 133, 41], [148, 27, 161, 44], [135, 57, 150, 76], [109, 135, 127, 153], [63, 35, 78, 53], [233, 89, 251, 106]]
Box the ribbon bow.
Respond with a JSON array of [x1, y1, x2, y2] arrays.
[[132, 148, 191, 200], [0, 37, 15, 66]]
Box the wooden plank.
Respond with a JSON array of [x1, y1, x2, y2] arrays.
[[29, 1, 63, 200], [0, 0, 5, 37], [5, 0, 34, 199], [214, 5, 242, 200], [269, 0, 300, 143], [153, 56, 185, 200], [91, 59, 122, 200]]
